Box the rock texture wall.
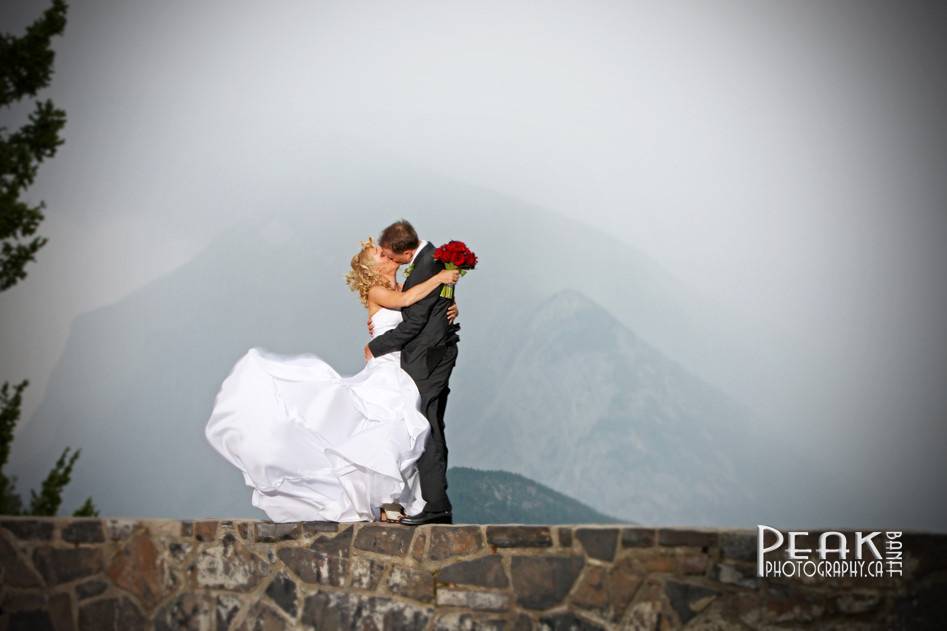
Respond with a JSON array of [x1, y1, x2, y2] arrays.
[[0, 517, 942, 630]]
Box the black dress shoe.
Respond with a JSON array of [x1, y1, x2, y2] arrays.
[[400, 509, 453, 526]]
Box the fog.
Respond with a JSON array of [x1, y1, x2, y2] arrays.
[[1, 0, 945, 528]]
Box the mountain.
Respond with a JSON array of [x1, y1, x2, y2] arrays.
[[449, 289, 762, 526], [7, 166, 786, 523], [448, 467, 623, 525]]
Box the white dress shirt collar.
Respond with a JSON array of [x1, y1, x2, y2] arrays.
[[409, 240, 428, 266]]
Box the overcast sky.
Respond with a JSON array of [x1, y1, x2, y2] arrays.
[[1, 0, 946, 524]]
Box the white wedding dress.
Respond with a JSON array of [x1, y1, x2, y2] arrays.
[[204, 307, 430, 522]]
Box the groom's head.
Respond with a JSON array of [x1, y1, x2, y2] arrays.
[[378, 219, 420, 264]]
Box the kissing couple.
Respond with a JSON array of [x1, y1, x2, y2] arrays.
[[205, 219, 467, 526]]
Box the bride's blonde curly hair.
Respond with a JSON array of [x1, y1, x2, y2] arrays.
[[345, 237, 396, 307]]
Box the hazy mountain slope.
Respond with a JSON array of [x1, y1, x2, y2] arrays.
[[447, 467, 624, 525], [449, 289, 762, 526]]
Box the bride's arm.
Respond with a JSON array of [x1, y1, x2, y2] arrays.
[[367, 283, 460, 337], [367, 269, 459, 309]]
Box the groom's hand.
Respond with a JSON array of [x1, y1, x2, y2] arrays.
[[363, 345, 374, 362], [367, 316, 374, 336]]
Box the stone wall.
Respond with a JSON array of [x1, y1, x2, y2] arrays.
[[0, 517, 943, 630]]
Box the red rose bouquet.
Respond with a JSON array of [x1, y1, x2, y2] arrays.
[[433, 240, 477, 299]]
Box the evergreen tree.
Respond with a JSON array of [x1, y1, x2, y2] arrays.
[[0, 0, 97, 517], [0, 381, 27, 515]]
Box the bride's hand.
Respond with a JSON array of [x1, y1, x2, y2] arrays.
[[447, 303, 459, 323], [437, 269, 461, 285]]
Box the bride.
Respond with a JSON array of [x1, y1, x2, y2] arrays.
[[204, 237, 460, 523]]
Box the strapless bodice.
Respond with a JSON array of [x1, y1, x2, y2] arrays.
[[370, 307, 403, 339]]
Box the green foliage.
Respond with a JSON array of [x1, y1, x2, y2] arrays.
[[29, 446, 78, 515], [0, 0, 68, 291], [0, 1, 93, 518], [0, 379, 96, 517], [0, 380, 27, 515], [72, 496, 98, 517]]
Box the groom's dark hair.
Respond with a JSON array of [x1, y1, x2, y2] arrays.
[[379, 220, 420, 253]]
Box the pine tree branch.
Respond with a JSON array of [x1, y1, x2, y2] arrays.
[[72, 496, 98, 517], [29, 445, 80, 516], [0, 0, 68, 106], [0, 380, 28, 515]]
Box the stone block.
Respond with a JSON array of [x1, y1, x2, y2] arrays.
[[893, 581, 941, 629], [0, 533, 44, 588], [512, 613, 537, 630], [33, 546, 103, 586], [836, 590, 882, 615], [511, 555, 585, 610], [48, 592, 74, 631], [350, 556, 386, 590], [215, 594, 243, 631], [901, 532, 947, 579], [571, 556, 642, 622], [486, 526, 553, 548], [194, 520, 219, 542], [620, 527, 655, 548], [78, 596, 146, 631], [657, 529, 718, 548], [719, 532, 755, 562], [1, 519, 54, 541], [1, 589, 47, 613], [236, 601, 290, 631], [143, 519, 184, 538], [436, 588, 511, 611], [193, 533, 270, 592], [429, 525, 483, 560], [664, 579, 719, 625], [433, 611, 509, 631], [410, 531, 427, 562], [265, 571, 298, 617], [679, 553, 710, 575], [539, 611, 606, 630], [277, 526, 351, 587], [301, 521, 338, 536], [105, 519, 135, 542], [236, 522, 250, 540], [106, 530, 177, 610], [387, 564, 435, 602], [436, 554, 509, 588], [75, 577, 109, 600], [353, 524, 414, 556], [714, 561, 759, 589], [154, 593, 214, 631], [62, 520, 105, 544], [739, 585, 827, 627], [575, 528, 618, 562], [254, 522, 300, 543], [302, 591, 431, 630]]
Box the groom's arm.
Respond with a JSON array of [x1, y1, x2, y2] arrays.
[[367, 258, 442, 357]]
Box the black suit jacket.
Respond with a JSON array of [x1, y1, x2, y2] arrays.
[[367, 242, 460, 382]]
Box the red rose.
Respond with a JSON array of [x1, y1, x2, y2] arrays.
[[434, 240, 477, 270]]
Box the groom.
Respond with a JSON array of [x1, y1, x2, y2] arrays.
[[363, 219, 460, 525]]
